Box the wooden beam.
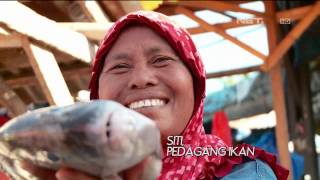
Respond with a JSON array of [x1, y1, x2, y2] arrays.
[[23, 86, 42, 103], [0, 33, 22, 48], [77, 1, 110, 23], [0, 26, 10, 36], [185, 5, 311, 35], [276, 5, 312, 22], [22, 37, 74, 106], [118, 1, 143, 13], [0, 48, 77, 71], [99, 1, 126, 21], [176, 6, 266, 61], [266, 2, 320, 71], [0, 77, 27, 117], [4, 66, 91, 88], [0, 1, 93, 63], [59, 22, 113, 41], [60, 21, 245, 40], [265, 2, 292, 179], [206, 65, 260, 79], [166, 1, 264, 17], [187, 19, 256, 34]]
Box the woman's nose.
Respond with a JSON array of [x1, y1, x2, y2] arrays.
[[128, 66, 158, 89]]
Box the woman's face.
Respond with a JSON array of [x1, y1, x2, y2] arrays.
[[99, 26, 194, 139]]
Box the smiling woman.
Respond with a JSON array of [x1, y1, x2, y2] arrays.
[[21, 11, 289, 180], [98, 26, 194, 141], [87, 11, 289, 180]]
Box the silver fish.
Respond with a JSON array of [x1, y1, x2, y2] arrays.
[[0, 100, 162, 180]]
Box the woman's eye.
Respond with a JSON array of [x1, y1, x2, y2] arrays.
[[109, 63, 130, 73], [113, 64, 128, 69], [153, 57, 173, 67]]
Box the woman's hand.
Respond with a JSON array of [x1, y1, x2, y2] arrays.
[[56, 168, 99, 180], [21, 161, 100, 180], [21, 158, 148, 180], [20, 160, 57, 180]]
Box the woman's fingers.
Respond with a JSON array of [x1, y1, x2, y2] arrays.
[[20, 161, 98, 180], [55, 168, 99, 180], [21, 158, 151, 180], [20, 160, 57, 180], [122, 157, 150, 180]]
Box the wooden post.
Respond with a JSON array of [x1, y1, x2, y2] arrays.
[[265, 2, 293, 180], [22, 37, 74, 106], [0, 77, 27, 117], [300, 64, 319, 180], [269, 67, 293, 180]]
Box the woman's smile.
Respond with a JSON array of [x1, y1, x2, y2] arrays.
[[128, 99, 167, 109]]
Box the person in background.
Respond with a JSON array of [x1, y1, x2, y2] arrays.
[[22, 11, 289, 180]]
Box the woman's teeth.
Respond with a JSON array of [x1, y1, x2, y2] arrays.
[[129, 99, 165, 109]]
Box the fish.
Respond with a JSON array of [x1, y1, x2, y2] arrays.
[[0, 100, 163, 180]]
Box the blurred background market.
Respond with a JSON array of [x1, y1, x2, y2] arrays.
[[0, 1, 319, 180]]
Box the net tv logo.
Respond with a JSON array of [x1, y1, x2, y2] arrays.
[[236, 17, 291, 25]]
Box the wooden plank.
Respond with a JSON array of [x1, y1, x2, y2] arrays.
[[77, 1, 110, 22], [22, 37, 74, 106], [206, 65, 260, 79], [266, 2, 320, 71], [265, 2, 293, 180], [176, 6, 266, 61], [166, 1, 264, 17], [0, 77, 27, 117], [0, 1, 93, 63]]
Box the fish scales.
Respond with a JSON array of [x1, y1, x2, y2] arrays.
[[0, 100, 162, 180]]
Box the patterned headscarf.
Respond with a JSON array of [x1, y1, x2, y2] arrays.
[[89, 11, 288, 180]]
